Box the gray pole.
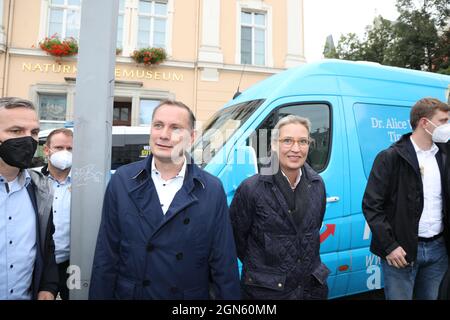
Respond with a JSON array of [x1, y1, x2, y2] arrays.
[[69, 0, 119, 300]]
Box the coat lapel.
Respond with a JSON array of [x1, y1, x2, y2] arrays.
[[397, 135, 421, 176], [127, 157, 166, 236], [151, 166, 200, 238]]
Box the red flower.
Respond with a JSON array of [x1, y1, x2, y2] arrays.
[[39, 34, 78, 57]]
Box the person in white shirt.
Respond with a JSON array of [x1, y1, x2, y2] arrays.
[[363, 97, 450, 300], [0, 97, 58, 300], [89, 100, 240, 300], [42, 128, 73, 300]]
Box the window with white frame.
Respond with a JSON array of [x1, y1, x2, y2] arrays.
[[240, 10, 266, 66], [117, 0, 126, 49], [47, 0, 82, 38], [139, 99, 160, 126], [38, 93, 68, 131], [137, 0, 168, 49]]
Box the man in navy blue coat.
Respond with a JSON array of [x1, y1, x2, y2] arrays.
[[89, 100, 240, 300]]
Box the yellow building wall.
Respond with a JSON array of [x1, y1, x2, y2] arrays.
[[195, 70, 269, 123], [10, 0, 41, 48], [171, 0, 198, 62], [0, 0, 302, 125], [220, 0, 288, 68]]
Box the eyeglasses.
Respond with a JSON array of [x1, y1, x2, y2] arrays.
[[279, 138, 310, 147]]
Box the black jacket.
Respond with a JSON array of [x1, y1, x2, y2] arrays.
[[362, 133, 449, 262], [229, 163, 329, 300]]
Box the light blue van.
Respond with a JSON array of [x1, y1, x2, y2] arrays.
[[192, 59, 450, 298]]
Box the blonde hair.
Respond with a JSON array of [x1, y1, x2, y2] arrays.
[[271, 115, 311, 143]]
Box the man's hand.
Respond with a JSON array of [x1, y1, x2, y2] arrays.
[[386, 246, 409, 268], [37, 291, 55, 300]]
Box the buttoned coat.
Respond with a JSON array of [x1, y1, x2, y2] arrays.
[[229, 163, 329, 300], [89, 156, 240, 300]]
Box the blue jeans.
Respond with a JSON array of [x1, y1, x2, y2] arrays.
[[381, 237, 448, 300]]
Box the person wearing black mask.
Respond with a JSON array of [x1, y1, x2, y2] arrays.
[[0, 97, 58, 300]]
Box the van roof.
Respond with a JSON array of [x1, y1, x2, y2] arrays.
[[38, 125, 150, 139], [228, 60, 450, 107]]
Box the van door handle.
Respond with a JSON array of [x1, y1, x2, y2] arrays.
[[326, 196, 340, 203]]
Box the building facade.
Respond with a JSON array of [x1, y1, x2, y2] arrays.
[[0, 0, 305, 130]]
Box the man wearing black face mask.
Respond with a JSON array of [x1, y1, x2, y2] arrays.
[[0, 97, 58, 300]]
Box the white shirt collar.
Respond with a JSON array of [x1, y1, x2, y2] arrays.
[[281, 168, 302, 189], [49, 169, 72, 185], [0, 169, 31, 190], [151, 156, 187, 180], [410, 136, 439, 156]]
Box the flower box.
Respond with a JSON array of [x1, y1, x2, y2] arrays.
[[131, 47, 167, 65], [39, 34, 78, 58]]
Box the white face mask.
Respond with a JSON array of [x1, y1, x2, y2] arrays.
[[49, 150, 72, 170], [425, 119, 450, 143]]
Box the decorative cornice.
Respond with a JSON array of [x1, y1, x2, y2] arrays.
[[9, 48, 284, 74]]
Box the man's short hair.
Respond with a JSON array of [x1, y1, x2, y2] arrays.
[[152, 99, 196, 130], [271, 115, 312, 143], [46, 128, 73, 147], [0, 97, 35, 110], [410, 98, 450, 130]]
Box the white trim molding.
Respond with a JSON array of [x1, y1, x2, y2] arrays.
[[29, 82, 76, 121], [285, 0, 306, 68], [0, 0, 5, 50], [198, 0, 223, 64], [198, 61, 284, 74], [126, 0, 174, 57], [113, 86, 174, 126], [235, 0, 273, 68], [38, 0, 82, 41], [38, 0, 50, 42], [10, 47, 282, 74]]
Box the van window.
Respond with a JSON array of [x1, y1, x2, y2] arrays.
[[250, 103, 331, 172], [353, 103, 411, 178], [193, 99, 264, 167]]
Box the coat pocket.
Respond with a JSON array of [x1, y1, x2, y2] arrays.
[[114, 276, 136, 300], [308, 263, 330, 300], [243, 269, 287, 292], [312, 263, 330, 285]]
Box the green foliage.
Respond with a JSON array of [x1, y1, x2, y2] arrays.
[[39, 34, 78, 57], [131, 47, 167, 65], [433, 27, 450, 73], [325, 0, 449, 73], [335, 33, 365, 61], [323, 41, 338, 59]]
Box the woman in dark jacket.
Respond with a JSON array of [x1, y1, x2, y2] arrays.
[[229, 115, 329, 300]]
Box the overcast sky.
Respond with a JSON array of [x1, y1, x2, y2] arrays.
[[303, 0, 400, 62]]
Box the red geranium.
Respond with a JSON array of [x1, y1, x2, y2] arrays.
[[39, 34, 78, 57], [131, 47, 167, 65]]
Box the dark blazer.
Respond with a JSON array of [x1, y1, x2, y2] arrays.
[[362, 134, 449, 262], [26, 170, 59, 299], [89, 156, 240, 300], [229, 163, 329, 300]]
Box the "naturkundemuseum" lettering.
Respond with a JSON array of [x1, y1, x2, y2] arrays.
[[22, 63, 184, 81]]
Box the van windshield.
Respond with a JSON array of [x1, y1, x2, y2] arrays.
[[192, 99, 264, 167]]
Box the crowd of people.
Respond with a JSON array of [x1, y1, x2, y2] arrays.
[[0, 96, 449, 300]]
